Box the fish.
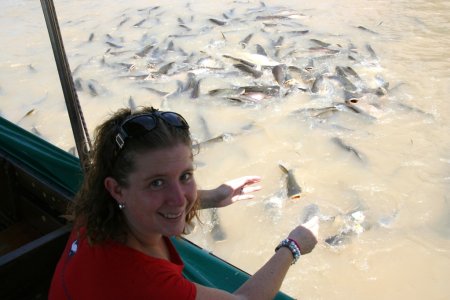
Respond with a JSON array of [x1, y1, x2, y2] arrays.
[[356, 25, 379, 34], [135, 44, 154, 58], [168, 34, 196, 38], [17, 108, 36, 124], [300, 204, 337, 223], [313, 106, 340, 119], [377, 210, 398, 228], [210, 208, 227, 241], [106, 49, 132, 56], [143, 86, 169, 97], [288, 65, 315, 83], [239, 33, 253, 48], [331, 137, 366, 163], [222, 54, 257, 68], [195, 116, 227, 242], [279, 163, 302, 200], [273, 36, 284, 48], [86, 79, 108, 97], [325, 231, 353, 246], [344, 98, 381, 120], [287, 30, 309, 36], [228, 94, 264, 104], [107, 62, 135, 71], [196, 56, 225, 70], [166, 72, 201, 98], [156, 62, 175, 75], [87, 81, 99, 96], [393, 101, 434, 118], [256, 15, 288, 20], [272, 64, 287, 85], [227, 86, 279, 103], [310, 75, 324, 93], [128, 96, 137, 112], [137, 6, 160, 13], [28, 64, 37, 73], [166, 40, 175, 52], [209, 18, 227, 26], [309, 47, 340, 55], [68, 146, 77, 157], [310, 38, 331, 48], [119, 73, 150, 80], [325, 209, 368, 246], [133, 19, 146, 27], [256, 44, 268, 56], [329, 74, 358, 92], [190, 78, 201, 98], [233, 63, 263, 78], [117, 17, 130, 27], [208, 87, 244, 97], [342, 66, 362, 81], [105, 41, 123, 48], [74, 78, 84, 91], [183, 72, 199, 91], [195, 133, 234, 150], [105, 33, 124, 48], [242, 85, 280, 96], [179, 23, 192, 31], [210, 85, 279, 101], [300, 203, 320, 223], [31, 126, 42, 137], [325, 208, 398, 247], [365, 44, 378, 60]]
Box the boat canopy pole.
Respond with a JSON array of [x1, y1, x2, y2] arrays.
[[40, 0, 92, 172]]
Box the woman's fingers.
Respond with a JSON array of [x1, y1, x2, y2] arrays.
[[241, 185, 262, 194], [302, 215, 319, 236]]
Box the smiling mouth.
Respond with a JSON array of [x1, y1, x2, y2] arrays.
[[160, 212, 183, 220]]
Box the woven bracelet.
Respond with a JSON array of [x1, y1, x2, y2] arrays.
[[275, 238, 301, 264]]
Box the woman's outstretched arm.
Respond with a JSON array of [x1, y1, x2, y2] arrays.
[[194, 216, 319, 300]]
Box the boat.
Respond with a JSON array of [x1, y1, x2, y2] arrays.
[[0, 1, 293, 299]]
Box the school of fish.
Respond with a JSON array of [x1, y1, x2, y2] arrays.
[[21, 1, 433, 246]]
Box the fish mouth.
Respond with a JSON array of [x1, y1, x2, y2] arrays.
[[290, 194, 302, 200]]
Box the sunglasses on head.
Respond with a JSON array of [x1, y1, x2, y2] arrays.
[[115, 110, 189, 150]]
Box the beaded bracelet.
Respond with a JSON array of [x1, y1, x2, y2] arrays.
[[275, 238, 301, 264]]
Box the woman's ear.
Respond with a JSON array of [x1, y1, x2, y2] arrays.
[[104, 176, 124, 203]]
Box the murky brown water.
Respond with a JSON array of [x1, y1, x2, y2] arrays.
[[1, 0, 449, 299]]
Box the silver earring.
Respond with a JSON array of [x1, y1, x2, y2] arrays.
[[118, 203, 125, 210]]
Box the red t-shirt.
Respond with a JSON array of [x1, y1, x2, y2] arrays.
[[49, 228, 196, 300]]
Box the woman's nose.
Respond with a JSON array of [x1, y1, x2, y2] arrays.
[[167, 183, 186, 206]]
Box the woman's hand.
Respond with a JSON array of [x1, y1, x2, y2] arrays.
[[199, 176, 262, 209], [287, 216, 319, 255]]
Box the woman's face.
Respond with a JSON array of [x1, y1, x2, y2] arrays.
[[109, 143, 197, 242]]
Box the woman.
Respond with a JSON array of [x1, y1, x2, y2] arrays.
[[49, 106, 318, 299]]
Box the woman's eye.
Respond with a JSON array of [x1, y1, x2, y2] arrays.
[[181, 172, 193, 182], [150, 179, 164, 188]]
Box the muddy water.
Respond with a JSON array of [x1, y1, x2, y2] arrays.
[[1, 0, 449, 299]]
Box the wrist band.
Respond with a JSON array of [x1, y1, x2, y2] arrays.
[[275, 238, 301, 264]]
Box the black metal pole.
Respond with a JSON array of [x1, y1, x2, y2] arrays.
[[40, 0, 91, 172]]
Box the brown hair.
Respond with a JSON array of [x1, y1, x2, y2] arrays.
[[70, 106, 199, 244]]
